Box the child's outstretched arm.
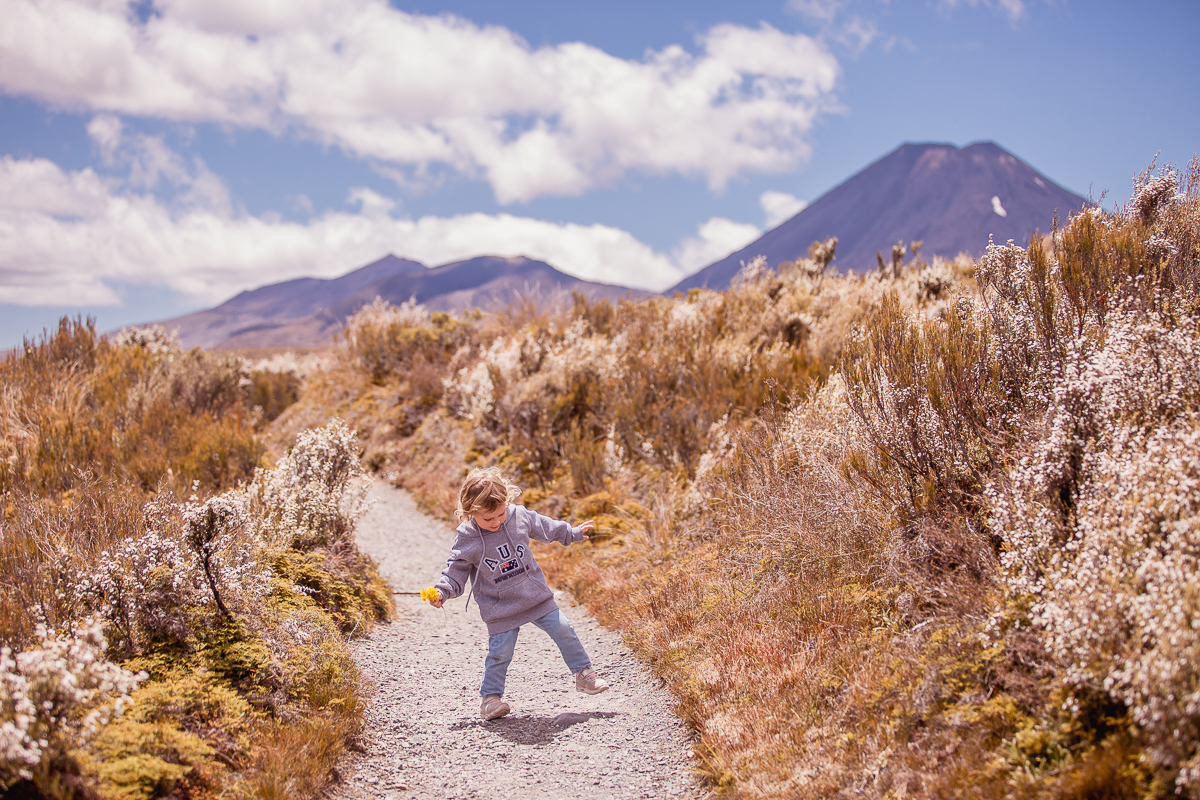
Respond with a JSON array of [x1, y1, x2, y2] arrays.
[[528, 506, 595, 545]]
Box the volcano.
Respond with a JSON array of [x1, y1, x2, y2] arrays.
[[672, 141, 1090, 291]]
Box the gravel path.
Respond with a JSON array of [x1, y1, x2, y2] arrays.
[[330, 480, 711, 800]]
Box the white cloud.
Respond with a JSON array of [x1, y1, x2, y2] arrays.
[[0, 155, 708, 307], [672, 217, 762, 273], [832, 16, 881, 54], [936, 0, 1027, 24], [347, 187, 396, 219], [788, 0, 845, 24], [86, 114, 123, 164], [0, 1, 840, 203], [760, 190, 808, 228], [787, 0, 903, 57], [83, 115, 234, 216]]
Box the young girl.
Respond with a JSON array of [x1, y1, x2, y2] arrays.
[[429, 467, 609, 720]]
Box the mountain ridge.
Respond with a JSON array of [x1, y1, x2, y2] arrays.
[[157, 255, 645, 349]]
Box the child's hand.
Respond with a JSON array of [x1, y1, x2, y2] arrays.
[[580, 519, 595, 540], [421, 587, 443, 607]]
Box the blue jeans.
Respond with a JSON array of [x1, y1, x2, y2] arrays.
[[480, 608, 591, 697]]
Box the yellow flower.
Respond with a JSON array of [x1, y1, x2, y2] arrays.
[[421, 587, 440, 603]]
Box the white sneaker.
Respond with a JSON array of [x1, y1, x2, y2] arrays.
[[480, 694, 510, 720], [574, 667, 609, 695]]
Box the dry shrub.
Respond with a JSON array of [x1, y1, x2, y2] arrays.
[[0, 320, 264, 496], [342, 297, 472, 384], [637, 377, 893, 794], [839, 159, 1200, 795], [0, 480, 147, 649], [237, 710, 361, 800]]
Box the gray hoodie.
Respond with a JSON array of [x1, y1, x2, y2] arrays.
[[434, 504, 586, 634]]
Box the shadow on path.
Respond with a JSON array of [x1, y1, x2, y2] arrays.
[[450, 711, 622, 745]]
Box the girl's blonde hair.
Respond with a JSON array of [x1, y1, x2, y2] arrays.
[[455, 467, 520, 521]]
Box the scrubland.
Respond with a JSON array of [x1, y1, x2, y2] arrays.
[[1, 326, 390, 799], [274, 160, 1200, 798], [4, 159, 1197, 800]]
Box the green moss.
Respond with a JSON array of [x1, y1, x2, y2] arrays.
[[272, 549, 391, 633], [127, 670, 255, 731], [86, 717, 213, 800], [123, 642, 202, 682], [198, 620, 273, 689], [279, 611, 361, 711]]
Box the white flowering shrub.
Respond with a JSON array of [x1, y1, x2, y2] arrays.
[[667, 291, 724, 337], [991, 310, 1200, 790], [913, 259, 956, 304], [250, 419, 368, 550], [444, 360, 495, 422], [245, 350, 331, 380], [111, 325, 179, 355], [182, 492, 272, 620], [73, 491, 272, 653], [0, 621, 145, 788], [973, 237, 1070, 418], [72, 530, 198, 655], [1132, 168, 1179, 226], [735, 254, 770, 286], [345, 296, 431, 338]]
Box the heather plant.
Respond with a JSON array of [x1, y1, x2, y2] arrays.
[[69, 490, 273, 657], [0, 621, 145, 793], [181, 492, 271, 622], [992, 311, 1200, 791], [249, 418, 369, 550], [71, 528, 199, 657], [839, 159, 1200, 793]]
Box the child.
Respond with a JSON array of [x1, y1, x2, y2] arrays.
[[429, 467, 609, 721]]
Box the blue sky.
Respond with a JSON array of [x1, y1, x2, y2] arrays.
[[1, 0, 1196, 348]]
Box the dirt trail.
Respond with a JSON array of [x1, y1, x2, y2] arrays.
[[330, 480, 710, 800]]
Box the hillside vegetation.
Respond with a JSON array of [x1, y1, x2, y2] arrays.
[[0, 326, 390, 799], [274, 160, 1200, 798]]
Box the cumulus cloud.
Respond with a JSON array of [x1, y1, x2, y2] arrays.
[[672, 217, 763, 274], [760, 190, 808, 228], [86, 114, 123, 164], [0, 154, 714, 306], [0, 0, 840, 203]]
